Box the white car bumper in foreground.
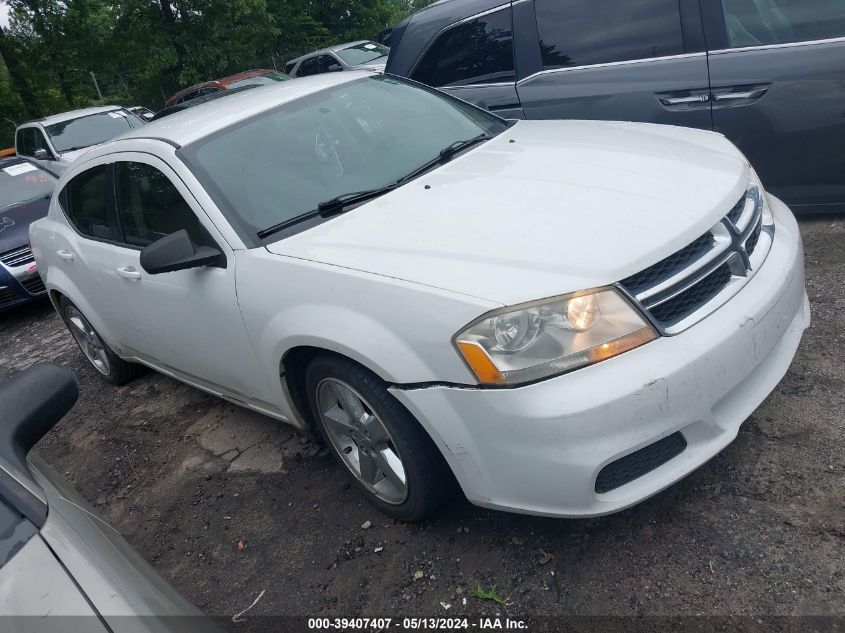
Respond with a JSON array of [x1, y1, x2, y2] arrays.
[[391, 197, 809, 517]]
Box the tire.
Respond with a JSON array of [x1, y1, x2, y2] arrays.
[[305, 354, 455, 521], [59, 297, 139, 385]]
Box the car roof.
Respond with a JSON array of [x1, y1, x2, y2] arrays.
[[118, 71, 371, 148], [22, 106, 123, 128], [287, 40, 373, 64]]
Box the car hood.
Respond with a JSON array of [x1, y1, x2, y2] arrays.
[[266, 120, 751, 305], [0, 197, 51, 255]]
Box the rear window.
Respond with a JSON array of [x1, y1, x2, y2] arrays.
[[411, 8, 515, 87], [534, 0, 684, 69]]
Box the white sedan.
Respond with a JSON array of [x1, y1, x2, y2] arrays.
[[30, 72, 809, 520]]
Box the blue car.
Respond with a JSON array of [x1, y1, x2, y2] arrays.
[[0, 157, 56, 311]]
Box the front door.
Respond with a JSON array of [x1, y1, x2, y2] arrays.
[[703, 0, 845, 213]]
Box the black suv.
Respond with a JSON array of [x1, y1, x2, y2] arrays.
[[386, 0, 845, 214]]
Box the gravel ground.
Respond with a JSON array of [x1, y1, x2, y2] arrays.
[[1, 217, 842, 628]]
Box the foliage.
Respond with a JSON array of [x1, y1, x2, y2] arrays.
[[470, 584, 507, 606], [0, 0, 436, 145]]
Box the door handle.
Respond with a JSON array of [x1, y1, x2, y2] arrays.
[[712, 86, 770, 103], [660, 94, 710, 106], [116, 266, 142, 280], [56, 249, 75, 261]]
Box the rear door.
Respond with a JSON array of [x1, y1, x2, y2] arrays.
[[516, 0, 712, 131], [408, 4, 524, 119], [702, 0, 845, 213]]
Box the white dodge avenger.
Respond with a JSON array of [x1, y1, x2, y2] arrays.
[[30, 72, 809, 520]]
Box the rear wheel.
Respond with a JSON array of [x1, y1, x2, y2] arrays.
[[305, 354, 455, 521], [60, 297, 139, 385]]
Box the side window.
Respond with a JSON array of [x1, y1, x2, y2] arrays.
[[33, 129, 49, 153], [297, 57, 319, 77], [533, 0, 684, 69], [114, 161, 212, 248], [16, 128, 34, 156], [61, 165, 116, 240], [322, 55, 341, 72], [411, 8, 515, 87], [176, 90, 200, 104], [285, 62, 296, 75], [721, 0, 845, 47]]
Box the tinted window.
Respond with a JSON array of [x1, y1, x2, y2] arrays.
[[412, 8, 515, 87], [15, 128, 50, 157], [46, 111, 144, 153], [0, 161, 56, 210], [317, 55, 338, 73], [721, 0, 845, 47], [180, 76, 507, 245], [114, 162, 211, 248], [297, 57, 320, 77], [61, 165, 116, 240], [335, 42, 389, 66], [285, 62, 296, 75], [534, 0, 684, 69]]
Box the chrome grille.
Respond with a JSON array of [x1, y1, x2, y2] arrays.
[[620, 184, 774, 334], [0, 245, 35, 267]]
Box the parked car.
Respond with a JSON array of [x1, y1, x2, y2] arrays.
[[153, 84, 263, 121], [15, 106, 145, 175], [385, 0, 845, 215], [165, 69, 290, 108], [285, 41, 389, 77], [0, 363, 222, 631], [0, 157, 56, 310], [128, 105, 156, 121], [31, 72, 809, 521]]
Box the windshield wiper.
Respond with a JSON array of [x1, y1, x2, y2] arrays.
[[257, 183, 397, 240], [257, 134, 490, 241], [397, 133, 490, 185]]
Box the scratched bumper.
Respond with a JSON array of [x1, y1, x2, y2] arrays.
[[391, 197, 809, 517]]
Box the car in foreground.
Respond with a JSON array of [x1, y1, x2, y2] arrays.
[[285, 40, 389, 77], [165, 68, 290, 108], [0, 363, 222, 631], [31, 72, 809, 521], [0, 157, 56, 310], [15, 106, 145, 174], [385, 0, 845, 214]]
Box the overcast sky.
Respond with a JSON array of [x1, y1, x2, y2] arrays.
[[0, 3, 9, 28]]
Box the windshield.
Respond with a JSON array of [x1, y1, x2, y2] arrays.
[[0, 162, 56, 210], [179, 75, 507, 245], [46, 110, 145, 153], [335, 42, 389, 66], [227, 71, 290, 89]]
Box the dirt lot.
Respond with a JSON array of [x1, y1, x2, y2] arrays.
[[1, 217, 843, 628]]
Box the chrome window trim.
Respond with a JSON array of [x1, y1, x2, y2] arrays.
[[709, 35, 845, 55], [517, 52, 706, 85]]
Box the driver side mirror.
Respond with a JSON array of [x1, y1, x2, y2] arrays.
[[327, 63, 343, 72], [140, 229, 225, 275], [33, 148, 52, 160]]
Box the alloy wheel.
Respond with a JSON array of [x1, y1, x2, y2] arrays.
[[66, 307, 111, 376], [316, 378, 408, 504]]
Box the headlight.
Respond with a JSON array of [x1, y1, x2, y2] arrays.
[[454, 288, 658, 386]]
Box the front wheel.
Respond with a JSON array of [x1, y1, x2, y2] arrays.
[[305, 354, 455, 521], [60, 297, 139, 385]]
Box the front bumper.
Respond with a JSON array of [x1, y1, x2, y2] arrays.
[[391, 196, 809, 517], [0, 250, 46, 311]]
